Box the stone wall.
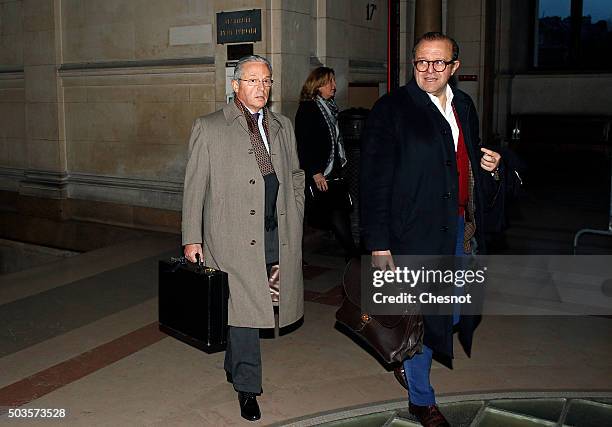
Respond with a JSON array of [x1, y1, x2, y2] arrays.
[[0, 0, 26, 188], [267, 0, 387, 120], [0, 72, 25, 181], [511, 74, 612, 115], [60, 63, 215, 210], [0, 0, 222, 231], [60, 0, 215, 63], [447, 0, 486, 113], [0, 0, 388, 235], [0, 0, 23, 68]]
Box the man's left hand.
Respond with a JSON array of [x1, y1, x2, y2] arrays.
[[480, 147, 501, 172]]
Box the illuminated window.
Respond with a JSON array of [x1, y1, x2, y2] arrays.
[[534, 0, 612, 70]]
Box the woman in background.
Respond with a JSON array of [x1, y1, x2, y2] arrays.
[[295, 67, 357, 261]]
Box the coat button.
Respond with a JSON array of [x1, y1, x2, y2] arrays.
[[442, 192, 451, 199], [441, 225, 449, 232], [249, 179, 256, 184], [250, 209, 256, 215], [445, 160, 452, 166], [250, 240, 256, 245]]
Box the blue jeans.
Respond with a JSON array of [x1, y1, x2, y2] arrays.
[[403, 216, 465, 405]]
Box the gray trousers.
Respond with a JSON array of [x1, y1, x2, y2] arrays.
[[224, 326, 262, 394], [223, 263, 277, 395]]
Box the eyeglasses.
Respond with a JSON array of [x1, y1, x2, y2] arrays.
[[413, 60, 455, 72], [238, 78, 274, 87]]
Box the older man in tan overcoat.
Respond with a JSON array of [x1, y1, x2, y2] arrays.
[[181, 55, 305, 422]]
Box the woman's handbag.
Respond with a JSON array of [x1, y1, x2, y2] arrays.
[[306, 176, 353, 229], [335, 257, 423, 364], [307, 176, 353, 211]]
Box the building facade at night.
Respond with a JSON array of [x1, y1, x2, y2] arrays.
[[0, 0, 610, 240]]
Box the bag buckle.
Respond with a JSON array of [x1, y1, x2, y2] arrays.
[[357, 313, 371, 331]]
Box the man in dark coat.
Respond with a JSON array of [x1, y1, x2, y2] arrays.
[[360, 32, 502, 427]]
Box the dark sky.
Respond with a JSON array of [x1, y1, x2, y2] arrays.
[[539, 0, 611, 21]]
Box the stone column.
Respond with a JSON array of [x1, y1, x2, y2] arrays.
[[414, 0, 442, 38], [400, 0, 413, 85], [21, 0, 68, 218], [314, 0, 349, 109]]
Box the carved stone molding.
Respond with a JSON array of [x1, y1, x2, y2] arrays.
[[0, 167, 183, 211]]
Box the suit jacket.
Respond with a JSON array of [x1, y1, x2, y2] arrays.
[[182, 101, 305, 329], [360, 79, 499, 364]]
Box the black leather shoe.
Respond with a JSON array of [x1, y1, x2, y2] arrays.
[[393, 365, 408, 390], [408, 402, 449, 427], [238, 391, 261, 421]]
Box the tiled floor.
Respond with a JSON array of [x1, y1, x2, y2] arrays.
[[0, 229, 611, 426]]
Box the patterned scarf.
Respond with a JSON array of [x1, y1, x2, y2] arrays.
[[314, 95, 347, 175], [464, 163, 476, 253], [452, 104, 477, 254], [234, 98, 275, 176]]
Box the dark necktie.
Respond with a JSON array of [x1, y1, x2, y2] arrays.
[[252, 112, 265, 149], [248, 111, 274, 175], [234, 98, 274, 176]]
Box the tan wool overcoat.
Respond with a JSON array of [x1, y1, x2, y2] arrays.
[[182, 101, 305, 329]]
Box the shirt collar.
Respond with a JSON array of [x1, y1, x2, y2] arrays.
[[426, 84, 454, 113], [244, 105, 263, 116]]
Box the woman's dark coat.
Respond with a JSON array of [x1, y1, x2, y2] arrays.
[[295, 100, 333, 182]]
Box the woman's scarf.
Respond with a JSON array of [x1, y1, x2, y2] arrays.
[[315, 95, 347, 176]]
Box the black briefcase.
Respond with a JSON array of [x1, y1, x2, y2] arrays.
[[158, 257, 229, 353]]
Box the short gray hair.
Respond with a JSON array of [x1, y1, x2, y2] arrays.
[[232, 55, 273, 81]]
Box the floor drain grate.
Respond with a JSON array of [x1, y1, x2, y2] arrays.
[[272, 392, 612, 427]]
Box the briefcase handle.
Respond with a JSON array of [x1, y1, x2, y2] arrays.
[[169, 254, 204, 268], [171, 245, 221, 273], [169, 255, 213, 274]]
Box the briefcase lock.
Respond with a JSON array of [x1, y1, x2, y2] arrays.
[[195, 253, 216, 274]]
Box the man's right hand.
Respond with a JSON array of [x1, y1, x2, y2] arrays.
[[372, 250, 395, 270], [184, 243, 204, 263]]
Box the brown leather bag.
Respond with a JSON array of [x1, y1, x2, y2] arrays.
[[335, 257, 423, 364]]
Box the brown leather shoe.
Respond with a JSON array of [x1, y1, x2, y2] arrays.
[[408, 402, 449, 427], [393, 365, 408, 390]]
